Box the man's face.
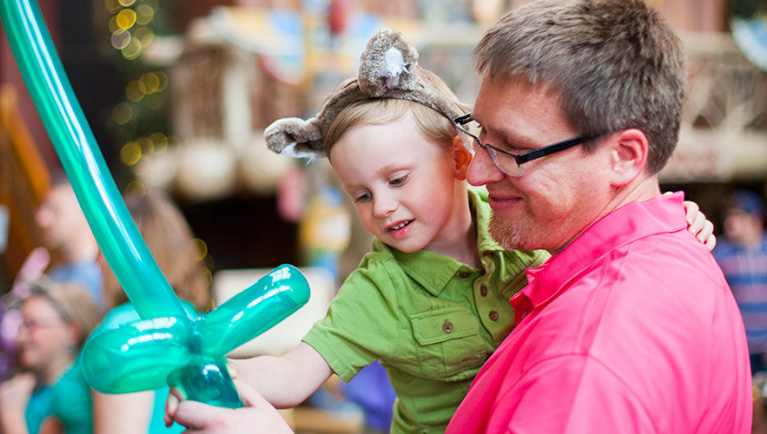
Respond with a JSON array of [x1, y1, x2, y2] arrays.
[[466, 77, 614, 254], [35, 185, 88, 251]]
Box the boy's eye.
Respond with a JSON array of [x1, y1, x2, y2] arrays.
[[390, 175, 408, 186], [354, 192, 371, 203]]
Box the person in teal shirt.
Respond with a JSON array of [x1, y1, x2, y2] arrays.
[[0, 281, 100, 434]]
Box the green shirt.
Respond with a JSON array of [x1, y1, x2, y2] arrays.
[[303, 189, 549, 433]]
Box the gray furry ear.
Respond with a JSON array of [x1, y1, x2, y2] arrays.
[[264, 117, 325, 159], [263, 27, 467, 161], [358, 27, 420, 96]]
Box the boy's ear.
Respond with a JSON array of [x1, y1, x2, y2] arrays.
[[452, 136, 472, 180]]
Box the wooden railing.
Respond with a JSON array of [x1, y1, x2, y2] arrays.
[[0, 84, 50, 281]]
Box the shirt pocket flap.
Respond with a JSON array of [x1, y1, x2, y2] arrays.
[[411, 307, 480, 345]]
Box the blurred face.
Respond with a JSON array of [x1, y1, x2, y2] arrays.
[[17, 296, 76, 373], [724, 209, 763, 245], [330, 114, 467, 256], [35, 185, 89, 251], [466, 77, 614, 254]]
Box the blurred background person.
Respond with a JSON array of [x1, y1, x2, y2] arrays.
[[92, 189, 212, 434], [33, 173, 103, 308], [1, 173, 104, 384], [0, 281, 100, 434], [713, 189, 767, 374]]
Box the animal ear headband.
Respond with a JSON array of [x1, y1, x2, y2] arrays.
[[264, 27, 467, 159]]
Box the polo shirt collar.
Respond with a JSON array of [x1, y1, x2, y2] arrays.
[[381, 188, 502, 297], [519, 192, 687, 312]]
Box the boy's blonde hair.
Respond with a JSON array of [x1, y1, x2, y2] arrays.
[[325, 98, 460, 158]]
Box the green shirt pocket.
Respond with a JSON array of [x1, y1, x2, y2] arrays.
[[410, 307, 488, 379]]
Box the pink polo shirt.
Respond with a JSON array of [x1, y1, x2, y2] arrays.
[[447, 193, 752, 433]]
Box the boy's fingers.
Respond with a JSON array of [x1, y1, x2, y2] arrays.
[[683, 200, 699, 224], [705, 233, 717, 251], [697, 220, 713, 242]]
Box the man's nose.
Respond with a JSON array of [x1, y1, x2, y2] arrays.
[[467, 147, 505, 187]]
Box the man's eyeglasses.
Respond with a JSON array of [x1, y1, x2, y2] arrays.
[[454, 114, 594, 177]]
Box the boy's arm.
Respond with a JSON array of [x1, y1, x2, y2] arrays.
[[230, 342, 333, 408]]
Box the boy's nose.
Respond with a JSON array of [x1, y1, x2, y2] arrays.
[[373, 196, 397, 218]]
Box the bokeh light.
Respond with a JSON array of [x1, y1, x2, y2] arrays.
[[121, 141, 142, 166], [124, 180, 147, 196], [140, 72, 160, 94], [149, 132, 168, 151], [116, 8, 137, 30], [192, 238, 208, 261], [104, 0, 121, 14], [112, 102, 133, 124], [136, 4, 155, 25], [121, 38, 143, 60], [110, 28, 131, 50], [126, 80, 147, 102], [133, 27, 155, 47]]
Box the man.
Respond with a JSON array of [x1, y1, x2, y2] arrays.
[[33, 173, 103, 307], [445, 0, 751, 431], [714, 190, 767, 374], [168, 0, 751, 431]]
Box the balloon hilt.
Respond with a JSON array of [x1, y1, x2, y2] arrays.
[[169, 357, 242, 409]]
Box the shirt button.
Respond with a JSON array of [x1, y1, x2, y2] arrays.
[[458, 271, 471, 278], [489, 311, 499, 321], [480, 286, 488, 297], [443, 321, 454, 333]]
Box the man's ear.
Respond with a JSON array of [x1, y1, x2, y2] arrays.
[[452, 136, 472, 180], [608, 129, 648, 187]]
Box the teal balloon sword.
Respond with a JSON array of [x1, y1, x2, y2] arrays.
[[0, 0, 309, 407]]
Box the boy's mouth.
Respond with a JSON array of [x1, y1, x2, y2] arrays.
[[388, 220, 413, 232]]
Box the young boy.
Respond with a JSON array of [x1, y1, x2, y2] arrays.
[[183, 28, 714, 433]]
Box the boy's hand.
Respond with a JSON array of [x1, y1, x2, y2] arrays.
[[168, 380, 293, 433], [682, 200, 716, 251]]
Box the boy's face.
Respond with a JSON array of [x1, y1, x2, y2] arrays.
[[330, 113, 470, 256]]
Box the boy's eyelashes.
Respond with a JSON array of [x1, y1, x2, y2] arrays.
[[353, 192, 372, 203], [390, 175, 409, 187], [350, 175, 410, 203]]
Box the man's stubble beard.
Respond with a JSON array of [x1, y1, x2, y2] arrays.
[[489, 213, 526, 251]]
